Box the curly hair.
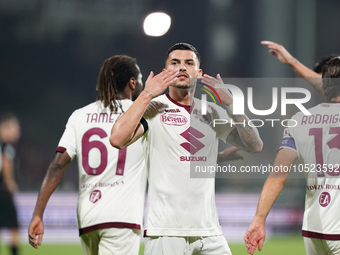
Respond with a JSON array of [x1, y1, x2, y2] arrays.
[[322, 57, 340, 101], [96, 55, 139, 112]]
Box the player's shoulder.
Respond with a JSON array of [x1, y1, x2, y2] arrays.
[[144, 95, 168, 120], [152, 94, 167, 103], [76, 101, 101, 112], [70, 101, 102, 116], [1, 143, 16, 160], [291, 103, 327, 120], [65, 102, 102, 124], [193, 97, 228, 117]]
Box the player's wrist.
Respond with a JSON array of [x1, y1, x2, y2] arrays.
[[32, 213, 43, 220], [287, 57, 298, 67], [142, 90, 154, 99], [253, 215, 266, 225], [138, 90, 153, 105]]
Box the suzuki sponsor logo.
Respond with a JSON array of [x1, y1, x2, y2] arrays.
[[180, 127, 205, 155], [180, 156, 207, 161], [161, 114, 188, 126]]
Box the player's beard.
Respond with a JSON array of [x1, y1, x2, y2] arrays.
[[171, 77, 197, 89]]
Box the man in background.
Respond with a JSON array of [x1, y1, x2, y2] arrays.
[[0, 113, 21, 255]]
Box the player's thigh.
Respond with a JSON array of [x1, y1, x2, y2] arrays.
[[325, 239, 340, 255], [195, 235, 232, 255], [98, 228, 141, 255], [80, 230, 100, 255], [144, 236, 187, 255], [304, 237, 327, 255]]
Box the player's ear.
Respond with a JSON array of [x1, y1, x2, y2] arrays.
[[197, 69, 203, 78], [129, 77, 136, 90]]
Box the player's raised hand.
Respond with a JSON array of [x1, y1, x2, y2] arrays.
[[244, 220, 266, 255], [261, 41, 296, 66], [28, 216, 44, 249], [144, 69, 178, 98], [201, 73, 233, 106]]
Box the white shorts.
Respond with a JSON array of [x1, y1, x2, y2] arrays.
[[304, 237, 340, 255], [80, 227, 141, 255], [144, 235, 232, 255]]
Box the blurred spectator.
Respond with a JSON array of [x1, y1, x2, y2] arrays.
[[0, 113, 21, 255]]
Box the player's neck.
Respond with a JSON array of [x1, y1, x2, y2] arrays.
[[169, 87, 195, 105], [117, 90, 132, 100], [330, 96, 340, 102]]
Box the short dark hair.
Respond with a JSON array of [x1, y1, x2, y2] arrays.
[[322, 57, 340, 101], [96, 55, 139, 112], [313, 54, 339, 74], [165, 43, 201, 63], [0, 112, 18, 126]]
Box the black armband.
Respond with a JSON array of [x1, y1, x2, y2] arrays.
[[140, 117, 149, 134]]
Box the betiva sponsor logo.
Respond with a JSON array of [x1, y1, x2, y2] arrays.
[[161, 113, 188, 126]]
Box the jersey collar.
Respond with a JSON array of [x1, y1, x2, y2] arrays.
[[166, 93, 194, 113]]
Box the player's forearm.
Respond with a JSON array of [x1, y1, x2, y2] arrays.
[[110, 91, 151, 149], [289, 59, 323, 95], [253, 176, 287, 224], [253, 148, 293, 222], [228, 110, 263, 154], [33, 157, 69, 218]]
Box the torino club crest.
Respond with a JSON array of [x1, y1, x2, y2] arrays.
[[319, 192, 331, 207], [89, 190, 102, 203]]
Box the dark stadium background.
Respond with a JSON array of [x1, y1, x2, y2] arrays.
[[0, 0, 338, 245]]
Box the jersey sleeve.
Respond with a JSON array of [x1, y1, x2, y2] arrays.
[[279, 127, 297, 152], [57, 112, 77, 159], [2, 143, 16, 161]]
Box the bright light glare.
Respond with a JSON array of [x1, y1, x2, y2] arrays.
[[143, 12, 171, 37]]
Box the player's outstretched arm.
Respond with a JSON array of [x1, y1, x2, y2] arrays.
[[28, 151, 71, 249], [261, 41, 323, 95], [244, 148, 297, 254], [110, 69, 178, 149]]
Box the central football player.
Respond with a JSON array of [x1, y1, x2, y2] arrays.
[[110, 43, 263, 255]]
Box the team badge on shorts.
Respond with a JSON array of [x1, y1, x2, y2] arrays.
[[319, 192, 331, 207], [89, 190, 102, 203]]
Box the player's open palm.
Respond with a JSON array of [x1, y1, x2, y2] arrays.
[[261, 41, 295, 66], [201, 73, 233, 106], [28, 216, 44, 249], [145, 69, 178, 98], [244, 221, 266, 255]]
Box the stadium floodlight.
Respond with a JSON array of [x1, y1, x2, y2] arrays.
[[143, 12, 171, 37]]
